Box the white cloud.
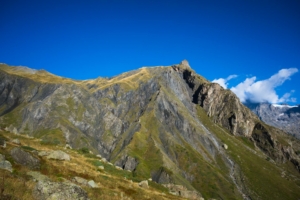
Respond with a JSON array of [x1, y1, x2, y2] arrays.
[[212, 74, 238, 89], [230, 68, 298, 103]]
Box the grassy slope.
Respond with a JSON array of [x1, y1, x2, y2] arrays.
[[196, 105, 300, 200], [0, 130, 184, 200]]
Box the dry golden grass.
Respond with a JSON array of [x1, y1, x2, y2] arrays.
[[0, 130, 185, 200]]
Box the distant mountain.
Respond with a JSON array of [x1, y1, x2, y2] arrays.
[[1, 61, 300, 200], [245, 102, 300, 139]]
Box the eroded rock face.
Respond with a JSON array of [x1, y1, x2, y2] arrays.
[[33, 181, 89, 200], [10, 147, 40, 169], [151, 168, 173, 184], [115, 155, 138, 171]]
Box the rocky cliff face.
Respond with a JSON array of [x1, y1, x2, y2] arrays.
[[245, 102, 300, 139], [1, 62, 300, 200]]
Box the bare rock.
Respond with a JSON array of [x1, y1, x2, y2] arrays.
[[222, 144, 228, 150], [72, 177, 88, 186], [38, 151, 51, 157], [87, 180, 98, 188], [27, 171, 50, 182], [0, 154, 12, 172], [0, 137, 6, 148], [33, 180, 89, 200], [10, 147, 40, 169], [98, 166, 104, 170], [138, 180, 149, 189], [12, 138, 21, 145], [47, 150, 70, 161]]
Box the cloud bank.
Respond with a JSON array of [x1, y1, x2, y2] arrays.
[[212, 74, 238, 89], [214, 68, 298, 103]]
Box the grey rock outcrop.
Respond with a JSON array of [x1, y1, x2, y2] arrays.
[[10, 147, 40, 169], [33, 181, 89, 200], [0, 154, 12, 172], [27, 171, 50, 182], [46, 150, 70, 161], [115, 155, 138, 171]]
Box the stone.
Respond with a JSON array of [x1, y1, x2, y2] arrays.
[[96, 154, 102, 158], [138, 180, 149, 189], [72, 177, 88, 186], [0, 154, 12, 172], [12, 138, 21, 145], [38, 151, 51, 157], [98, 166, 104, 170], [64, 144, 72, 149], [87, 180, 98, 188], [223, 144, 228, 150], [47, 150, 70, 161], [27, 171, 50, 182], [115, 166, 122, 170], [33, 180, 89, 200], [10, 147, 40, 169], [0, 137, 6, 148]]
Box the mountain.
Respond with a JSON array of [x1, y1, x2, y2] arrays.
[[1, 61, 300, 200], [245, 102, 300, 139]]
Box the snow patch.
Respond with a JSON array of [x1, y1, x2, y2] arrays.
[[272, 104, 297, 108]]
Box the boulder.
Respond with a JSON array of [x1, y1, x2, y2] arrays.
[[47, 150, 70, 161], [96, 154, 102, 159], [72, 177, 88, 186], [10, 147, 40, 169], [27, 171, 50, 182], [64, 144, 72, 149], [0, 154, 12, 172], [38, 151, 51, 157], [0, 137, 6, 148], [138, 180, 149, 189], [98, 166, 104, 170], [33, 181, 89, 200], [87, 180, 98, 188], [12, 138, 21, 145]]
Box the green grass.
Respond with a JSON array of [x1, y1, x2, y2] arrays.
[[196, 105, 300, 200]]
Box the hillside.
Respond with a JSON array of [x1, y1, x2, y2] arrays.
[[1, 61, 300, 200]]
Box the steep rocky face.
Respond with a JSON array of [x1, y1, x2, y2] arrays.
[[1, 62, 300, 199], [245, 102, 300, 139]]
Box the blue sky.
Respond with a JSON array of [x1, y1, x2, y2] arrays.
[[1, 0, 299, 104]]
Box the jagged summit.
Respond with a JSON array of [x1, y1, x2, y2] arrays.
[[178, 59, 191, 69]]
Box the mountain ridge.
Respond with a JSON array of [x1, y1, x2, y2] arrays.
[[1, 62, 300, 199]]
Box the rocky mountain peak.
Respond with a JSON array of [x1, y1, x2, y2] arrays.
[[179, 59, 191, 69]]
